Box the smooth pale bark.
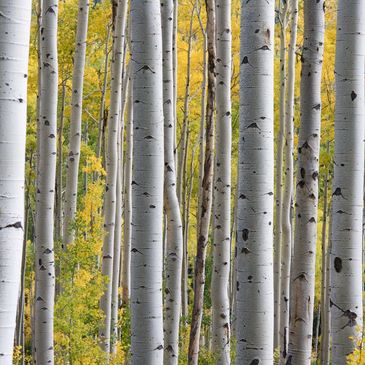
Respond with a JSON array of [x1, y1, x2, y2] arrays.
[[279, 1, 297, 363], [188, 1, 215, 364], [161, 1, 183, 364], [288, 2, 324, 364], [56, 81, 66, 242], [122, 76, 132, 305], [274, 2, 288, 349], [110, 68, 128, 354], [35, 1, 59, 363], [130, 0, 164, 363], [330, 1, 365, 363], [99, 0, 127, 352], [320, 144, 330, 365], [211, 0, 231, 362], [0, 1, 31, 363], [63, 0, 89, 246], [236, 0, 275, 363]]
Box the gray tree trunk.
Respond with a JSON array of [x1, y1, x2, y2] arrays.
[[130, 0, 165, 362], [279, 1, 298, 362], [211, 0, 231, 362], [236, 0, 275, 363], [35, 0, 59, 363], [161, 1, 184, 364], [0, 1, 31, 363], [99, 0, 127, 353], [330, 1, 365, 363], [63, 0, 89, 247], [288, 1, 325, 364]]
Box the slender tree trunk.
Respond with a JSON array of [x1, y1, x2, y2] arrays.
[[330, 1, 365, 363], [110, 69, 128, 355], [95, 24, 111, 181], [236, 0, 275, 363], [211, 0, 231, 362], [274, 0, 288, 350], [122, 75, 132, 305], [0, 2, 31, 363], [279, 1, 298, 363], [99, 0, 127, 353], [320, 143, 330, 365], [35, 0, 59, 363], [161, 1, 184, 364], [56, 82, 66, 242], [188, 1, 216, 364], [288, 2, 324, 364], [177, 4, 195, 204], [130, 0, 165, 363], [63, 0, 90, 246]]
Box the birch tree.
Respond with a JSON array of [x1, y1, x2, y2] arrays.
[[211, 0, 231, 362], [99, 0, 127, 352], [330, 1, 365, 363], [236, 0, 275, 363], [161, 1, 184, 364], [274, 1, 288, 348], [188, 1, 216, 363], [0, 2, 31, 363], [279, 0, 298, 362], [62, 0, 89, 247], [35, 0, 59, 363], [287, 1, 324, 363], [130, 0, 165, 362]]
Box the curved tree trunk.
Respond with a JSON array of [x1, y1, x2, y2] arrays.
[[99, 0, 127, 353], [62, 0, 89, 247], [0, 2, 31, 363], [274, 1, 288, 349], [236, 0, 275, 363], [188, 1, 216, 363], [330, 1, 365, 363], [161, 1, 184, 364], [35, 0, 59, 363], [130, 0, 165, 363], [279, 1, 298, 362], [211, 0, 231, 362], [288, 1, 324, 364]]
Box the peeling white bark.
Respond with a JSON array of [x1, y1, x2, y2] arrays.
[[330, 1, 365, 363], [236, 0, 275, 363], [130, 0, 165, 363], [0, 1, 31, 363]]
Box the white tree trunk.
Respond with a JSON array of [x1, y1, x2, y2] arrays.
[[330, 1, 365, 363], [236, 0, 275, 363], [287, 1, 324, 364], [130, 0, 165, 363], [161, 1, 183, 364], [62, 0, 89, 247], [122, 75, 132, 305], [211, 0, 231, 362], [274, 2, 288, 349], [35, 1, 59, 364], [0, 2, 31, 363], [279, 1, 298, 362], [99, 0, 127, 353], [110, 69, 128, 355]]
